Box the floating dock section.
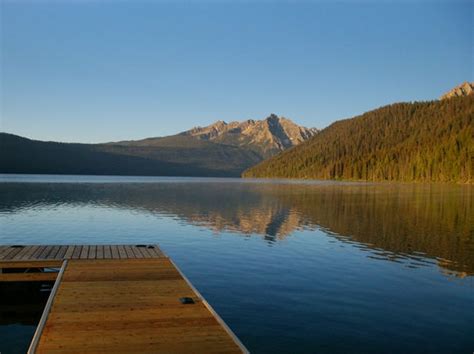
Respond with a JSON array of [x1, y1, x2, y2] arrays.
[[0, 245, 248, 353]]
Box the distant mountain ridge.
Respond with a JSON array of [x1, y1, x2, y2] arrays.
[[180, 114, 318, 158], [0, 115, 316, 177], [115, 114, 317, 159]]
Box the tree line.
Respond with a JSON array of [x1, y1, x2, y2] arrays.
[[243, 95, 474, 183]]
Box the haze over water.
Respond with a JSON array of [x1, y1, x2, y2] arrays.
[[0, 175, 473, 353]]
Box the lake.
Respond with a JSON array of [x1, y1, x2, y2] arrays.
[[0, 174, 473, 354]]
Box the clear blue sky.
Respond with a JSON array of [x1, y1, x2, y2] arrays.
[[1, 0, 472, 143]]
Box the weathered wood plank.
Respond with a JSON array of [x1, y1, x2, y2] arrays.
[[110, 246, 120, 259], [34, 259, 246, 353], [96, 245, 104, 259], [137, 246, 153, 258], [37, 246, 53, 260], [0, 247, 12, 259], [46, 246, 61, 260], [131, 246, 144, 259], [0, 272, 58, 282], [18, 245, 40, 260], [79, 246, 89, 259], [2, 247, 25, 260], [12, 246, 34, 260], [103, 245, 111, 259], [0, 260, 62, 269], [123, 245, 135, 259], [71, 246, 82, 259], [63, 246, 76, 259], [148, 246, 165, 258], [56, 246, 68, 260], [117, 245, 127, 259], [0, 246, 20, 259], [88, 245, 97, 259], [0, 245, 165, 261], [31, 246, 48, 260]]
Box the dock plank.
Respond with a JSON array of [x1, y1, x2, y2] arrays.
[[3, 247, 25, 260], [131, 246, 144, 259], [0, 247, 15, 260], [18, 245, 41, 260], [148, 246, 164, 258], [31, 246, 48, 260], [137, 247, 153, 258], [118, 245, 127, 259], [0, 245, 166, 261], [63, 246, 76, 259], [110, 246, 120, 259], [80, 246, 89, 259], [0, 247, 12, 259], [123, 245, 135, 259], [88, 245, 97, 259], [71, 246, 82, 259], [96, 245, 104, 259], [35, 246, 49, 259], [11, 246, 34, 260], [33, 258, 246, 353], [37, 246, 53, 260], [0, 272, 58, 282], [46, 246, 61, 260], [103, 245, 112, 259], [56, 246, 68, 260], [0, 260, 62, 269]]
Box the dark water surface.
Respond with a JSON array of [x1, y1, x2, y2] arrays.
[[0, 175, 473, 354]]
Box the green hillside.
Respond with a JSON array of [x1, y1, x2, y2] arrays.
[[243, 95, 474, 183], [0, 133, 261, 177]]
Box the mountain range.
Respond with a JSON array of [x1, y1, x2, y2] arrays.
[[0, 115, 316, 177], [1, 82, 472, 182], [244, 82, 474, 183]]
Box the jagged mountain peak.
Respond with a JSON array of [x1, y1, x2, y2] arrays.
[[440, 82, 474, 100], [265, 113, 280, 121], [181, 115, 318, 158]]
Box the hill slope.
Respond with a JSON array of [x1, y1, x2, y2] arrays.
[[0, 115, 314, 177], [0, 133, 255, 176], [243, 95, 474, 183]]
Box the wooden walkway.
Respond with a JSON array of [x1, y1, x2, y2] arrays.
[[0, 245, 165, 261], [0, 245, 248, 353]]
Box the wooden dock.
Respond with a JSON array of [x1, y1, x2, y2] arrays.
[[0, 245, 248, 353]]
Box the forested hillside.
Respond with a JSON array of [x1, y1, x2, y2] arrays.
[[243, 95, 474, 183], [0, 133, 260, 177]]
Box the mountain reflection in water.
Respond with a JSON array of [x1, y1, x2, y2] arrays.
[[1, 180, 472, 277]]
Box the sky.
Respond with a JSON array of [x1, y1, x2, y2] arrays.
[[1, 0, 472, 143]]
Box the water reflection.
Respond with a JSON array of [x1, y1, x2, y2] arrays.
[[0, 181, 472, 276]]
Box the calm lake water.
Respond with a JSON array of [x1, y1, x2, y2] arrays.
[[0, 174, 473, 354]]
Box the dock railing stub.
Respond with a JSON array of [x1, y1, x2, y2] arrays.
[[27, 259, 68, 354]]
